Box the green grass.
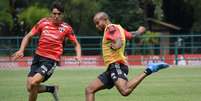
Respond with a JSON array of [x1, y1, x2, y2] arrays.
[[0, 67, 201, 101]]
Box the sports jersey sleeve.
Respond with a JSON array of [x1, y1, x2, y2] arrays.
[[65, 26, 77, 43], [124, 29, 133, 40], [30, 19, 44, 35]]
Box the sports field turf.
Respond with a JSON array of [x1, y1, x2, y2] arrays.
[[0, 66, 201, 101]]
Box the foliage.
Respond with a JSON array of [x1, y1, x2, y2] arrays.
[[18, 5, 50, 28], [141, 31, 160, 45], [101, 0, 144, 31], [0, 0, 9, 10], [1, 0, 201, 36], [0, 11, 13, 31], [188, 0, 201, 32], [61, 0, 102, 35], [162, 0, 194, 32], [29, 0, 55, 7], [0, 0, 13, 33], [137, 31, 160, 55], [152, 0, 163, 20]]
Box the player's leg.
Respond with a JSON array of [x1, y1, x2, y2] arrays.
[[37, 85, 59, 101], [85, 69, 115, 101], [113, 62, 169, 96], [114, 72, 147, 96], [27, 54, 58, 101], [26, 55, 42, 101], [27, 75, 58, 101], [37, 85, 58, 94], [37, 56, 58, 101], [27, 73, 44, 101], [85, 78, 105, 101], [108, 63, 139, 96], [27, 76, 57, 94]]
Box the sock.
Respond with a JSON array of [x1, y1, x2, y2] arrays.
[[144, 68, 152, 75], [46, 85, 55, 93]]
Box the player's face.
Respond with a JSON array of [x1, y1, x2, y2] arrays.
[[94, 18, 106, 31], [51, 8, 63, 24]]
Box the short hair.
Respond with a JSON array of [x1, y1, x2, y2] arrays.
[[51, 1, 64, 13], [94, 12, 110, 21]]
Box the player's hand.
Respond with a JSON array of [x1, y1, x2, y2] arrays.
[[12, 50, 24, 61], [75, 56, 81, 65], [137, 26, 146, 34], [132, 26, 146, 37]]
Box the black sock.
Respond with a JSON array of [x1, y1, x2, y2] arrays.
[[144, 68, 152, 75], [46, 86, 55, 93]]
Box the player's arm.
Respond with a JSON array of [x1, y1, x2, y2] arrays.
[[12, 19, 42, 61], [131, 26, 146, 38], [66, 28, 82, 63], [12, 31, 35, 60], [71, 39, 81, 62], [106, 26, 123, 50]]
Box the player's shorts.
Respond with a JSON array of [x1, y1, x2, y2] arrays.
[[28, 54, 57, 82], [98, 62, 129, 89]]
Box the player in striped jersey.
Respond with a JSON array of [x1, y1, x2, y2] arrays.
[[12, 1, 81, 101], [85, 12, 169, 101]]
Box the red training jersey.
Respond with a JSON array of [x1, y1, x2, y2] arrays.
[[30, 18, 77, 61]]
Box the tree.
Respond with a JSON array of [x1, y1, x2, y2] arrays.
[[139, 0, 155, 18], [11, 0, 102, 36], [18, 5, 50, 29], [101, 0, 144, 31], [162, 0, 194, 32], [61, 0, 102, 35], [140, 31, 160, 55], [0, 0, 13, 36], [152, 0, 164, 20], [189, 0, 201, 32]]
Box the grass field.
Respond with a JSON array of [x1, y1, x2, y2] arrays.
[[0, 66, 201, 101]]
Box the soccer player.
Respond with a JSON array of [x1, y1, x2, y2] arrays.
[[12, 1, 81, 101], [85, 12, 169, 101]]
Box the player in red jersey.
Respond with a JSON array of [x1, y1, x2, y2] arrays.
[[12, 1, 81, 101]]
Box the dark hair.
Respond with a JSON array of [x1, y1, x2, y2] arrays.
[[51, 1, 64, 13]]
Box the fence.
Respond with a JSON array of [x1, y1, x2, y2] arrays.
[[0, 34, 201, 67]]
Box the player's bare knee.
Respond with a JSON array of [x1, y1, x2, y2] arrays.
[[119, 89, 131, 96], [30, 80, 37, 86], [27, 80, 33, 92], [27, 85, 31, 92], [85, 86, 95, 94], [85, 87, 92, 94], [120, 91, 130, 97], [28, 79, 40, 91], [27, 78, 32, 92]]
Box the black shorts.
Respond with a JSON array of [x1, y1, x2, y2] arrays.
[[28, 54, 57, 82], [98, 62, 129, 89]]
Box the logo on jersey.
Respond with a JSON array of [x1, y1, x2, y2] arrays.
[[111, 73, 117, 80], [59, 27, 65, 32]]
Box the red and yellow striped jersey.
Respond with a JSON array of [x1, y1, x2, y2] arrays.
[[102, 24, 132, 67]]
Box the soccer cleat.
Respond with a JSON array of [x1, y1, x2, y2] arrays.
[[52, 85, 59, 101], [144, 62, 169, 75]]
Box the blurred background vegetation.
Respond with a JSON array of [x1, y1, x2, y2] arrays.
[[0, 0, 200, 36]]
